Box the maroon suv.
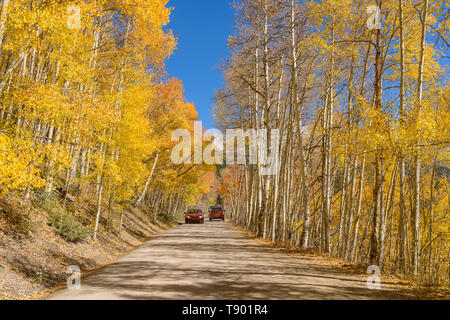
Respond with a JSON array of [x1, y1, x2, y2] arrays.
[[209, 206, 225, 221], [185, 208, 205, 224]]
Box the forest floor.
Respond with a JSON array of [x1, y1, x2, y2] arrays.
[[231, 222, 449, 300], [0, 193, 171, 300], [49, 220, 417, 300]]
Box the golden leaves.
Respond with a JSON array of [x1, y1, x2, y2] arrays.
[[0, 134, 45, 195], [0, 0, 208, 204]]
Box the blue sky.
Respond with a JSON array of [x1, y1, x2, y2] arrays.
[[165, 0, 235, 129]]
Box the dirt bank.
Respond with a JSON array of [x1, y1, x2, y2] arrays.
[[0, 194, 170, 300]]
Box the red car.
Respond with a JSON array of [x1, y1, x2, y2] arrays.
[[185, 208, 205, 224], [209, 206, 225, 221]]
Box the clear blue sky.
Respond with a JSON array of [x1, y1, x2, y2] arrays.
[[165, 0, 234, 129]]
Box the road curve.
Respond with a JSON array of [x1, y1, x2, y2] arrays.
[[48, 221, 413, 300]]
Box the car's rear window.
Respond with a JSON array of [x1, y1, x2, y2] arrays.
[[212, 208, 222, 212]]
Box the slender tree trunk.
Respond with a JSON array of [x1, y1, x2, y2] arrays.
[[136, 151, 159, 206], [93, 175, 104, 240], [412, 0, 429, 278]]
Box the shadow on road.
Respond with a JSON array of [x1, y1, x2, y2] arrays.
[[49, 221, 414, 300]]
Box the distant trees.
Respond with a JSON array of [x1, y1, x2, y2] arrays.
[[215, 0, 449, 284]]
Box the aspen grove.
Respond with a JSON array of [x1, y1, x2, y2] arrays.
[[215, 0, 449, 284], [0, 1, 211, 238]]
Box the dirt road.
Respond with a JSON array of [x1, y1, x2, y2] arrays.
[[48, 221, 413, 300]]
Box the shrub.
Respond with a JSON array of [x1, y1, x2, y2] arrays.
[[157, 212, 177, 225], [38, 194, 88, 243], [14, 210, 34, 235], [48, 210, 89, 243], [35, 193, 60, 215]]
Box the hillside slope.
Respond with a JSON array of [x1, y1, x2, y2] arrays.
[[0, 193, 170, 300]]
